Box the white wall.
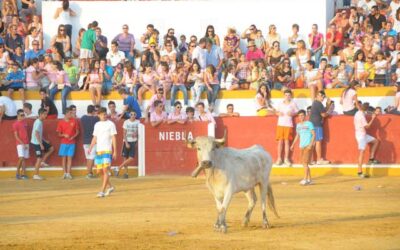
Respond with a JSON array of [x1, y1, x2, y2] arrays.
[[42, 0, 328, 52]]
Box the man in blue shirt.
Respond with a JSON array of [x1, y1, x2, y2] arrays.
[[118, 88, 141, 119], [4, 25, 24, 56], [2, 62, 26, 103], [100, 58, 114, 93], [290, 110, 315, 186], [24, 40, 45, 67]]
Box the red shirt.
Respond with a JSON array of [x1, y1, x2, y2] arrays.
[[326, 31, 344, 49], [12, 120, 29, 145], [56, 118, 79, 144]]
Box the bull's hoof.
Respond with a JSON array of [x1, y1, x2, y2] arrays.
[[242, 219, 249, 227], [219, 225, 227, 233], [214, 223, 220, 231], [262, 222, 271, 229]]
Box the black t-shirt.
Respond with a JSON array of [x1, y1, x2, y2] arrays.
[[310, 100, 325, 127], [41, 97, 58, 116], [80, 115, 99, 144], [368, 14, 386, 32]]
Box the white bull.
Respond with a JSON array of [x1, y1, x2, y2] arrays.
[[187, 132, 279, 233]]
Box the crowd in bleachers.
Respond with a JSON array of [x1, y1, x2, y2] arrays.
[[1, 0, 400, 186]]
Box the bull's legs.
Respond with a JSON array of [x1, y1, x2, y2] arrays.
[[259, 184, 270, 229], [218, 188, 233, 233], [242, 188, 257, 227], [214, 197, 223, 230]]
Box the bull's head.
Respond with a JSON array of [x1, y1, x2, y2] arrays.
[[186, 130, 226, 178]]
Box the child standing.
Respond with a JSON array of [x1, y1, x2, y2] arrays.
[[290, 110, 315, 185], [115, 110, 140, 179], [13, 109, 29, 180], [88, 107, 117, 198]]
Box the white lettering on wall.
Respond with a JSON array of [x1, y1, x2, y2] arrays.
[[159, 131, 194, 141]]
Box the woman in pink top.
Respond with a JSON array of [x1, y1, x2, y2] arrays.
[[308, 24, 324, 67], [25, 58, 46, 90], [167, 101, 187, 124], [255, 84, 274, 116], [195, 102, 216, 125], [48, 61, 71, 114], [275, 89, 299, 166], [120, 61, 138, 95], [149, 100, 167, 127], [137, 65, 157, 105], [84, 60, 104, 106], [341, 80, 360, 116]]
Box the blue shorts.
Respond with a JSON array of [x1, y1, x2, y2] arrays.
[[122, 141, 136, 158], [58, 144, 76, 157], [315, 127, 324, 141], [95, 151, 112, 169]]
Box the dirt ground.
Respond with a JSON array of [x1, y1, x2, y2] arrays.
[[0, 175, 399, 250]]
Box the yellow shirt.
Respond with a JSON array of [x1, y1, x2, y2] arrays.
[[364, 62, 375, 80]]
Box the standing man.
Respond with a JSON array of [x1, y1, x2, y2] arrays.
[[88, 107, 117, 198], [30, 108, 54, 180], [13, 109, 29, 180], [192, 38, 208, 70], [80, 21, 98, 73], [205, 38, 224, 80], [115, 109, 140, 179], [310, 91, 332, 165], [56, 107, 80, 179], [80, 105, 99, 179], [354, 103, 380, 178], [291, 110, 315, 185]]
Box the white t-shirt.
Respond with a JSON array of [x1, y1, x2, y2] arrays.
[[354, 111, 368, 138], [192, 46, 207, 70], [106, 50, 126, 67], [277, 101, 298, 127], [0, 96, 17, 117], [304, 69, 319, 86], [93, 120, 117, 152], [123, 119, 139, 142], [342, 88, 357, 112], [390, 1, 400, 18], [373, 60, 387, 75]]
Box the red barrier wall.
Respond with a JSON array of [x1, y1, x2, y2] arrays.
[[0, 119, 138, 167]]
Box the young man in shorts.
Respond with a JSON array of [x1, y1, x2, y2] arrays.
[[88, 107, 117, 198], [115, 109, 139, 179], [80, 105, 99, 178], [354, 103, 380, 178], [291, 110, 315, 185], [13, 109, 29, 179], [30, 108, 54, 180], [56, 107, 80, 179]]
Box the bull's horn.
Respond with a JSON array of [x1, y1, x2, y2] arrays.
[[214, 129, 227, 144], [191, 165, 204, 178]]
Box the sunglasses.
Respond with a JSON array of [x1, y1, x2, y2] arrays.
[[368, 57, 374, 59], [190, 45, 196, 48], [33, 43, 39, 46], [18, 113, 25, 117], [150, 45, 156, 48], [59, 29, 65, 31], [175, 106, 182, 109]]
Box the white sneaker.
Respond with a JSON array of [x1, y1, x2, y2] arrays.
[[284, 159, 292, 167], [41, 162, 50, 167], [62, 173, 67, 179], [316, 159, 330, 165], [33, 175, 44, 180], [306, 180, 314, 185], [97, 192, 105, 198], [113, 167, 120, 177], [275, 159, 283, 166], [299, 179, 308, 185], [105, 186, 115, 196], [66, 173, 73, 180]]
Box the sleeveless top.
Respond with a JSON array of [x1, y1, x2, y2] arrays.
[[58, 9, 72, 25]]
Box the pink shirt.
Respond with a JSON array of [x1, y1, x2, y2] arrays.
[[25, 65, 39, 88], [255, 93, 266, 110], [150, 111, 167, 123], [123, 70, 137, 86], [196, 112, 216, 124], [308, 33, 323, 50], [168, 112, 187, 120], [354, 111, 368, 138], [246, 48, 265, 61], [57, 70, 71, 87], [142, 72, 156, 86], [148, 95, 166, 113], [342, 88, 357, 112], [277, 101, 298, 127]]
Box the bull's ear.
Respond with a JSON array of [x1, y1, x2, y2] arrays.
[[186, 140, 196, 149]]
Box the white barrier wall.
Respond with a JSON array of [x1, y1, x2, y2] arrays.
[[42, 0, 330, 52]]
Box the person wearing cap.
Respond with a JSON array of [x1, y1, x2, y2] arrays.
[[245, 40, 265, 61]]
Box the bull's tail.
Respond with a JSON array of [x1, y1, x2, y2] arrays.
[[267, 184, 280, 218]]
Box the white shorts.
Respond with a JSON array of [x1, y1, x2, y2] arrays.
[[83, 144, 96, 160], [17, 144, 29, 159], [356, 134, 375, 150], [80, 48, 93, 59]]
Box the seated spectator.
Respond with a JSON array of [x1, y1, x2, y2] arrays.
[[49, 61, 71, 115], [325, 23, 343, 61], [332, 60, 351, 88], [163, 28, 178, 49], [119, 60, 137, 95], [241, 24, 258, 42], [23, 102, 37, 119], [186, 106, 196, 123], [118, 88, 142, 120], [24, 40, 45, 67], [178, 35, 188, 55], [25, 27, 42, 53], [3, 61, 25, 103], [248, 60, 261, 90], [51, 24, 71, 58], [265, 24, 281, 51], [0, 94, 17, 122], [107, 101, 120, 121], [63, 57, 79, 90], [100, 58, 114, 94], [223, 27, 241, 59], [221, 65, 239, 90], [195, 102, 216, 124], [106, 41, 126, 67], [0, 44, 11, 73], [12, 46, 25, 68], [219, 103, 240, 117], [84, 60, 103, 106], [140, 24, 155, 50], [245, 41, 265, 61], [308, 24, 324, 67], [205, 25, 220, 46], [303, 60, 322, 100], [27, 15, 43, 34], [287, 24, 303, 57], [236, 54, 250, 89], [160, 41, 177, 62], [170, 63, 189, 108], [25, 58, 46, 90], [204, 64, 220, 112], [112, 24, 136, 64], [112, 63, 124, 88], [156, 62, 172, 100], [167, 101, 187, 124], [275, 58, 295, 90], [39, 88, 58, 119], [141, 42, 160, 68], [150, 100, 167, 127], [367, 5, 386, 33], [255, 30, 267, 53], [295, 40, 311, 72], [255, 84, 274, 116], [138, 64, 157, 105]]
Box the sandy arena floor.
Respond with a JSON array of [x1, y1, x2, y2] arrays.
[[0, 175, 399, 250]]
